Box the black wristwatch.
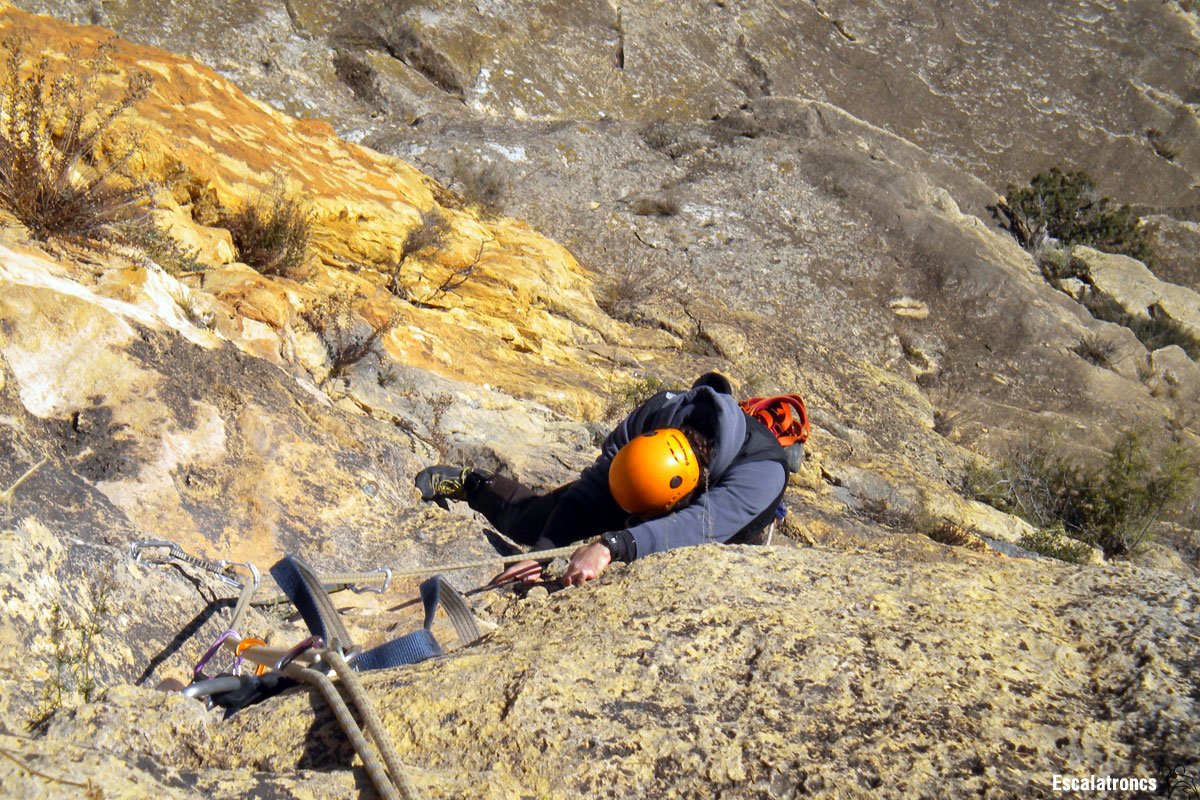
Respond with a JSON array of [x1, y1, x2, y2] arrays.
[[598, 530, 635, 562]]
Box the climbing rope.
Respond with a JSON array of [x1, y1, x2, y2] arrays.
[[282, 656, 413, 800], [384, 543, 584, 579], [325, 648, 425, 800], [133, 538, 585, 616]]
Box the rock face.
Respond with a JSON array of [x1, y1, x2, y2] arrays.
[[23, 545, 1196, 799], [21, 0, 1200, 212], [0, 3, 1197, 800], [1074, 246, 1200, 343]]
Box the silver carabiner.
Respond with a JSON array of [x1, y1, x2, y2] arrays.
[[217, 560, 261, 590], [130, 539, 180, 563], [349, 567, 393, 595]]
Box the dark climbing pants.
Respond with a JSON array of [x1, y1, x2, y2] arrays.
[[464, 474, 628, 549]]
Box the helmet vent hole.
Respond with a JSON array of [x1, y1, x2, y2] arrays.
[[670, 476, 683, 489]]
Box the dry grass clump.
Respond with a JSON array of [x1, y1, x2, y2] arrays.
[[0, 37, 151, 246], [218, 182, 312, 278], [337, 2, 464, 96], [1070, 330, 1120, 369], [630, 195, 681, 217], [450, 155, 505, 216]]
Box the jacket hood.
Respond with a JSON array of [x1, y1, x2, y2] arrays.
[[650, 386, 746, 478]]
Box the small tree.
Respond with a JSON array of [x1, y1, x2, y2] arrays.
[[999, 168, 1155, 266], [384, 207, 449, 296]]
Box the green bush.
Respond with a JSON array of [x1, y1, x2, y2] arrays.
[[0, 38, 152, 246], [1000, 168, 1155, 266], [967, 431, 1196, 557]]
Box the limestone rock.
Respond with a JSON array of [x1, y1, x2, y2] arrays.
[[1073, 246, 1200, 343], [0, 3, 1197, 798], [1144, 214, 1200, 293], [1150, 344, 1200, 399], [205, 546, 1199, 798], [889, 296, 930, 319], [28, 0, 1200, 214]]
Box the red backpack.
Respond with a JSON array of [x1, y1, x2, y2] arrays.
[[739, 395, 810, 445], [739, 394, 810, 472]]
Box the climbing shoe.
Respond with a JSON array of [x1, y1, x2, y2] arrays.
[[415, 465, 472, 506]]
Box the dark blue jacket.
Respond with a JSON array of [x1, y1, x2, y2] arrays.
[[540, 386, 787, 559]]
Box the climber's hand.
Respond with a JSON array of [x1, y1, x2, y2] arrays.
[[562, 542, 612, 587]]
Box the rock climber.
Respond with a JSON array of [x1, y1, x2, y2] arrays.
[[414, 373, 789, 586]]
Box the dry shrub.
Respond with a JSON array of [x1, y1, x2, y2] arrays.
[[451, 155, 505, 216], [415, 240, 485, 305], [402, 207, 450, 258], [382, 207, 451, 297], [332, 50, 382, 107], [596, 251, 688, 323], [301, 293, 399, 382], [630, 195, 681, 217], [219, 181, 311, 278], [0, 37, 152, 246], [117, 218, 207, 275]]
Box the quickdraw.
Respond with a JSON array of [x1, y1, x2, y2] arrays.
[[130, 540, 258, 589], [136, 540, 514, 800], [129, 539, 394, 602]]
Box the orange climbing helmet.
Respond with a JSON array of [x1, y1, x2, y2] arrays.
[[608, 428, 701, 516]]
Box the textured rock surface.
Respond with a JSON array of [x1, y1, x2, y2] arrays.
[[1074, 246, 1200, 341], [0, 2, 1197, 799], [21, 0, 1200, 211], [199, 545, 1199, 799]]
